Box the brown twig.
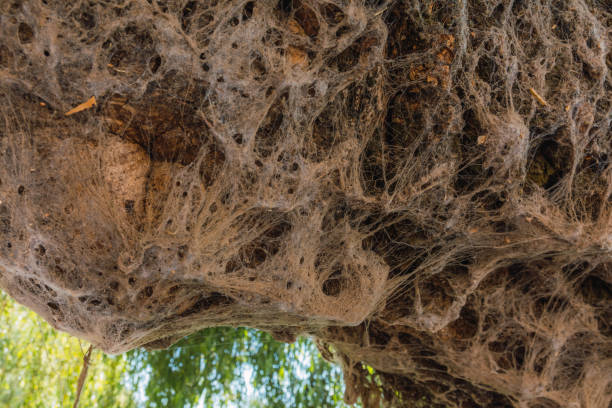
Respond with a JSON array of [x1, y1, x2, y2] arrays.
[[529, 88, 549, 107], [72, 345, 94, 408]]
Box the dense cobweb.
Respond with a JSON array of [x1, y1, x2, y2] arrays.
[[0, 0, 610, 407]]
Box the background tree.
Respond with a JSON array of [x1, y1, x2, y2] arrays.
[[0, 289, 350, 408], [0, 290, 133, 408], [126, 327, 348, 408]]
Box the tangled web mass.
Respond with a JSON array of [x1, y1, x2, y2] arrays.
[[0, 0, 611, 406]]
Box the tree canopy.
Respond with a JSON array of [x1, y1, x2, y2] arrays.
[[0, 290, 351, 407]]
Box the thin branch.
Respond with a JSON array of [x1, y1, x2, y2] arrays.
[[73, 345, 94, 408]]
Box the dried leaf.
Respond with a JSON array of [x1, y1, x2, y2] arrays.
[[288, 19, 305, 35], [287, 46, 307, 67], [65, 96, 97, 116]]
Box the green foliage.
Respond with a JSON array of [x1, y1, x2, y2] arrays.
[[0, 290, 351, 407], [0, 290, 133, 408], [126, 327, 351, 408]]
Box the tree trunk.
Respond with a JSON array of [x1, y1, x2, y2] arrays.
[[0, 1, 610, 407]]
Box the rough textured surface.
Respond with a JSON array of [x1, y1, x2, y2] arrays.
[[0, 0, 611, 407]]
